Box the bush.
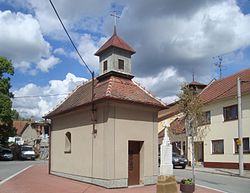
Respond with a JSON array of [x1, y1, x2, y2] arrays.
[[181, 178, 193, 185]]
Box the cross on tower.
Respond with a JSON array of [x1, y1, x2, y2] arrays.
[[110, 11, 120, 34]]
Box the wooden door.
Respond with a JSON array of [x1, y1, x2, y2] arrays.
[[128, 141, 142, 186], [194, 141, 204, 162]]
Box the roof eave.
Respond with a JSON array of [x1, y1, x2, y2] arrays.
[[95, 45, 136, 56]]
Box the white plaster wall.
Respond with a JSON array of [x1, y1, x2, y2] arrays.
[[22, 125, 38, 142], [51, 107, 98, 177], [50, 101, 159, 183], [202, 94, 250, 163], [109, 102, 158, 181]]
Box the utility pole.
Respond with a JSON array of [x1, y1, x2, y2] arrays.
[[237, 77, 244, 176]]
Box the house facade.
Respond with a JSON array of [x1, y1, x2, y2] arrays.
[[158, 69, 250, 170], [46, 29, 166, 188], [199, 69, 250, 169]]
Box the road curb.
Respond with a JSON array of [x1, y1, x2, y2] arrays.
[[0, 165, 33, 186], [196, 184, 228, 193], [185, 168, 250, 179]]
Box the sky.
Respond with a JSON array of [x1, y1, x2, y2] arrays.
[[0, 0, 250, 119]]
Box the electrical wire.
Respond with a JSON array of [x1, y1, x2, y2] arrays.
[[48, 0, 93, 75], [13, 93, 69, 99]]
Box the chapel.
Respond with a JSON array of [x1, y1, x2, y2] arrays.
[[45, 27, 166, 188]]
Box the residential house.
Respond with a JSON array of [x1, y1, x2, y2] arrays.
[[45, 29, 166, 188], [198, 69, 250, 169], [9, 120, 50, 158], [158, 69, 250, 170]]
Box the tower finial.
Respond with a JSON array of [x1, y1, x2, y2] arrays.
[[110, 11, 120, 35], [192, 71, 195, 81]]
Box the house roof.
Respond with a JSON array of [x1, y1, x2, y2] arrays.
[[13, 120, 29, 135], [95, 32, 136, 56], [188, 81, 207, 87], [169, 117, 185, 135], [199, 68, 250, 104], [158, 101, 181, 122], [45, 72, 166, 118]]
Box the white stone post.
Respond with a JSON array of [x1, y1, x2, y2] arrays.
[[160, 128, 173, 176]]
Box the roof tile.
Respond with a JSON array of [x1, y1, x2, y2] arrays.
[[199, 68, 250, 104], [95, 33, 135, 56], [46, 74, 166, 118]]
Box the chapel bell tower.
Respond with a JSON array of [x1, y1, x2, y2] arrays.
[[95, 27, 136, 76]]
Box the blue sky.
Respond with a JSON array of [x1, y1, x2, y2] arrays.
[[0, 0, 250, 119]]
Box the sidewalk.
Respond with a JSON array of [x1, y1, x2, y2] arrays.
[[186, 166, 250, 178], [0, 164, 223, 193]]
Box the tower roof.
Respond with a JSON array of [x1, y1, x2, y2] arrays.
[[95, 32, 136, 56]]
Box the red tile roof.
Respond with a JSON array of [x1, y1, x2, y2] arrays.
[[158, 101, 180, 121], [199, 68, 250, 104], [95, 33, 136, 56], [45, 73, 166, 118], [188, 81, 207, 87], [169, 117, 185, 135], [13, 121, 29, 135]]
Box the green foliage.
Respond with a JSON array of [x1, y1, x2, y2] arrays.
[[11, 109, 20, 120], [181, 178, 193, 185], [178, 84, 203, 136], [0, 56, 15, 145]]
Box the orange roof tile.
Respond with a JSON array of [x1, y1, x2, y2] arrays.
[[199, 68, 250, 104], [13, 120, 29, 135], [158, 102, 180, 121], [45, 72, 166, 118], [170, 117, 185, 135], [95, 33, 135, 56]]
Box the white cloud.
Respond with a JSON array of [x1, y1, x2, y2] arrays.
[[135, 67, 185, 101], [71, 34, 107, 72], [3, 0, 250, 103], [0, 10, 58, 73], [161, 96, 179, 104], [26, 0, 110, 37], [37, 56, 60, 72], [118, 0, 250, 78], [54, 48, 67, 56], [12, 73, 87, 119]]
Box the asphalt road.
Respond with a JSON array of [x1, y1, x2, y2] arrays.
[[174, 168, 250, 193], [0, 160, 47, 182]]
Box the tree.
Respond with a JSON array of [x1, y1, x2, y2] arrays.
[[11, 109, 21, 120], [0, 56, 15, 146], [178, 84, 208, 184]]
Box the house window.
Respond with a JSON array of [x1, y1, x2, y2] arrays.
[[65, 132, 71, 153], [202, 111, 211, 125], [223, 104, 238, 121], [118, 59, 124, 70], [234, 137, 250, 153], [103, 60, 107, 72], [212, 140, 224, 154]]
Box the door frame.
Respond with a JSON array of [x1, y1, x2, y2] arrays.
[[128, 140, 143, 186]]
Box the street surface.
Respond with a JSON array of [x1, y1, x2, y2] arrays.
[[0, 160, 46, 182], [1, 161, 250, 193], [174, 168, 250, 193]]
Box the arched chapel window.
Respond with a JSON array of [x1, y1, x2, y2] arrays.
[[65, 132, 71, 153]]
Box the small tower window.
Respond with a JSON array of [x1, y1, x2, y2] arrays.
[[65, 132, 71, 153], [103, 60, 107, 72], [118, 59, 124, 71]]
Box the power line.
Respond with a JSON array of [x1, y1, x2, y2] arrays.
[[48, 0, 96, 135], [13, 93, 69, 99], [48, 0, 93, 75]]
